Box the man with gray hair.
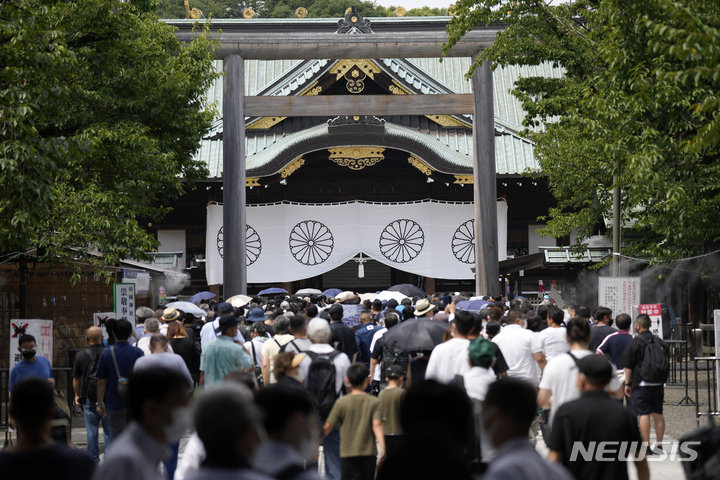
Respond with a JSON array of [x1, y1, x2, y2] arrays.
[[136, 319, 173, 356], [186, 384, 272, 480], [298, 318, 350, 480], [134, 306, 155, 342]]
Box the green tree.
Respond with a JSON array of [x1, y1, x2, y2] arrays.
[[405, 6, 447, 16], [445, 0, 720, 260], [0, 0, 218, 280]]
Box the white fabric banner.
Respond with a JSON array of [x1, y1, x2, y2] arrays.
[[206, 200, 508, 284]]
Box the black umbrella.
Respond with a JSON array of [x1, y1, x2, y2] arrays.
[[382, 318, 447, 352], [387, 283, 426, 298]]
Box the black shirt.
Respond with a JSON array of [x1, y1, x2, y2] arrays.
[[0, 442, 95, 480], [71, 344, 104, 398], [589, 324, 618, 352], [547, 390, 642, 480], [621, 330, 668, 388], [169, 337, 200, 380], [329, 321, 358, 360]]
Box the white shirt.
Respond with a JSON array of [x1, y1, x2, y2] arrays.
[[175, 432, 205, 480], [538, 349, 622, 426], [133, 352, 193, 389], [492, 324, 539, 385], [425, 338, 471, 384], [531, 326, 569, 362], [244, 337, 267, 369], [136, 336, 173, 357], [298, 343, 351, 395], [200, 320, 219, 350], [462, 366, 496, 402]]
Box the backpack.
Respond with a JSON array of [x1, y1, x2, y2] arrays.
[[305, 350, 341, 422], [81, 347, 104, 402], [380, 342, 409, 381], [279, 339, 303, 353], [638, 335, 669, 384]]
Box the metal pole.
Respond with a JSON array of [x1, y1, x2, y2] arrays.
[[612, 157, 621, 276], [19, 255, 27, 319], [472, 59, 499, 296], [223, 54, 247, 296]]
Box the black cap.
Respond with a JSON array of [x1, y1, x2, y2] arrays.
[[215, 314, 240, 334], [385, 364, 405, 379], [577, 354, 613, 385], [214, 302, 235, 315]]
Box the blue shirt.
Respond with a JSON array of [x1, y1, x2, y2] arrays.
[[9, 356, 52, 392], [200, 335, 253, 387], [96, 342, 144, 411], [597, 331, 633, 369], [354, 324, 380, 364]]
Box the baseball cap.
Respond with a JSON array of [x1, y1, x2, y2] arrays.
[[577, 354, 613, 385]]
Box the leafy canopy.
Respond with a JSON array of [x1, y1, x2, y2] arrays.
[[446, 0, 720, 260], [0, 0, 218, 280]]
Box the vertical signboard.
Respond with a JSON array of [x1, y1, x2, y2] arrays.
[[598, 276, 641, 317], [114, 283, 136, 328], [638, 304, 664, 338], [9, 319, 53, 370]]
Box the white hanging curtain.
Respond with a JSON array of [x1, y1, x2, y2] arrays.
[[206, 200, 508, 284]]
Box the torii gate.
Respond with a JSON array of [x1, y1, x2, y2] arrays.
[[172, 10, 505, 296]]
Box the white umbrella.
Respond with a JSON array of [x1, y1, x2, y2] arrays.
[[376, 290, 408, 302], [165, 301, 205, 316], [227, 294, 252, 308], [359, 293, 378, 302], [295, 288, 322, 295]]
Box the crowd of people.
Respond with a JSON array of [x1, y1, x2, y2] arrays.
[[2, 290, 675, 480]]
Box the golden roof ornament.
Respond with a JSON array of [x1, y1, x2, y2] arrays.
[[243, 8, 255, 18], [394, 7, 406, 17], [295, 7, 308, 18]]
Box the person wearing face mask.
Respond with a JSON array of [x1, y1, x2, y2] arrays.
[[92, 367, 192, 480], [187, 384, 273, 480], [9, 334, 53, 394], [253, 386, 321, 480], [133, 334, 194, 480]]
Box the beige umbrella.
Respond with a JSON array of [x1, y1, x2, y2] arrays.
[[359, 293, 378, 303], [227, 294, 252, 308]]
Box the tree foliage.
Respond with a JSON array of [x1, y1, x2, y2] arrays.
[[0, 0, 218, 280], [446, 0, 720, 260]]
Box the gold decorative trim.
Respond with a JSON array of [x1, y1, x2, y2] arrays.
[[330, 59, 381, 81], [247, 83, 322, 130], [295, 7, 307, 18], [246, 177, 260, 187], [389, 80, 411, 95], [454, 175, 474, 184], [280, 157, 305, 178], [408, 156, 434, 176], [328, 147, 385, 170], [425, 114, 471, 128]]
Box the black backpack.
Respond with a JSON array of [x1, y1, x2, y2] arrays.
[[81, 347, 104, 402], [305, 350, 341, 422], [380, 342, 409, 380], [638, 335, 669, 384]]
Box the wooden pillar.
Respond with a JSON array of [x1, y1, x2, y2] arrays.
[[425, 277, 436, 295], [223, 54, 247, 296], [472, 59, 499, 296]]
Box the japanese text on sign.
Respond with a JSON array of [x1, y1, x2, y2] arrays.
[[114, 283, 136, 327]]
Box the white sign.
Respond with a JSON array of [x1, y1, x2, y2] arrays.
[[114, 283, 136, 327], [638, 304, 664, 338], [93, 312, 116, 340], [206, 200, 509, 285], [9, 319, 53, 370], [598, 277, 641, 317], [714, 310, 720, 411]]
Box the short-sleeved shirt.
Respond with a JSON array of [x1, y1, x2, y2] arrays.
[[134, 352, 194, 390], [539, 350, 621, 426], [491, 325, 539, 385], [329, 322, 358, 360], [0, 441, 95, 480], [547, 390, 643, 480], [425, 338, 470, 384], [354, 324, 380, 364], [200, 335, 253, 387], [9, 356, 53, 392], [589, 324, 618, 352], [281, 337, 313, 355], [72, 344, 105, 397], [621, 331, 668, 388], [245, 337, 268, 368], [597, 331, 633, 369], [326, 394, 382, 457], [531, 326, 569, 362], [95, 342, 145, 411], [377, 387, 406, 435]]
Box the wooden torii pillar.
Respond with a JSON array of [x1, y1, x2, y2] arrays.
[[208, 13, 503, 296]]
